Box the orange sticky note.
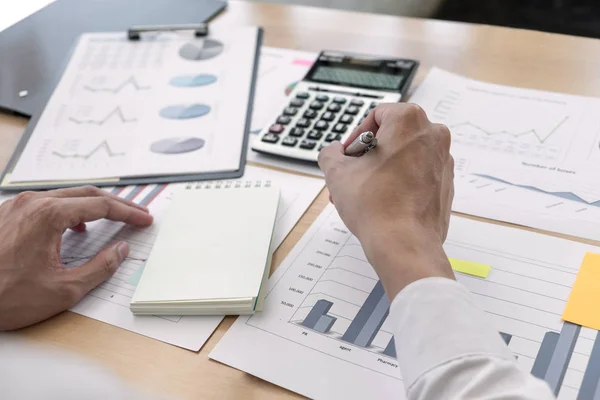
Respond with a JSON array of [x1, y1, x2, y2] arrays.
[[562, 252, 600, 330]]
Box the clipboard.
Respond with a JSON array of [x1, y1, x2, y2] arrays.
[[0, 25, 263, 191]]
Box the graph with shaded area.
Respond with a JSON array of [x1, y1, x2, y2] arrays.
[[474, 174, 600, 208]]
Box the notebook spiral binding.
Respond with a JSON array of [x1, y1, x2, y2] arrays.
[[185, 180, 273, 190]]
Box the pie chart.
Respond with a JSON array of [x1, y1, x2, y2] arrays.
[[150, 137, 205, 154], [159, 104, 211, 120], [170, 74, 217, 87], [179, 39, 223, 61]]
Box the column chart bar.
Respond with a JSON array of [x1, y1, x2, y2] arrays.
[[545, 322, 581, 396], [341, 281, 390, 348], [383, 337, 397, 358], [314, 315, 337, 334], [532, 332, 560, 380], [578, 331, 600, 400], [301, 299, 333, 330], [500, 332, 512, 345]]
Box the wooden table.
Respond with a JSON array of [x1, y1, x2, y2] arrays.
[[3, 1, 600, 398]]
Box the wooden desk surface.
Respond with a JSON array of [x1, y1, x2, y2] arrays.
[[3, 1, 600, 398]]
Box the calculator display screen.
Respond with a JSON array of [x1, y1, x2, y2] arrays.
[[305, 52, 418, 92]]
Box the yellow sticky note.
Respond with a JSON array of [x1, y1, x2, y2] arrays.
[[449, 258, 491, 278], [562, 252, 600, 330]]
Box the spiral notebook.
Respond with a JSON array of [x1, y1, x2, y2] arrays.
[[130, 180, 280, 316]]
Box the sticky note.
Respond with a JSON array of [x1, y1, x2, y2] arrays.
[[127, 264, 146, 287], [449, 258, 491, 278], [292, 59, 314, 67], [562, 252, 600, 330]]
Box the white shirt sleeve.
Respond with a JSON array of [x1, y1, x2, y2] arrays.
[[388, 277, 556, 400]]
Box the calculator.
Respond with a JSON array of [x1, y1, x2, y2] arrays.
[[252, 51, 419, 162]]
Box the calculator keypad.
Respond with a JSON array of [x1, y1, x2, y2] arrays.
[[258, 89, 382, 159]]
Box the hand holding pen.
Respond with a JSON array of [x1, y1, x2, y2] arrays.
[[317, 103, 455, 298]]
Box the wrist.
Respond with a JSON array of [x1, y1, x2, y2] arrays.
[[358, 223, 455, 300]]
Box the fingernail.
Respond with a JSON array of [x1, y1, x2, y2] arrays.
[[115, 242, 129, 262]]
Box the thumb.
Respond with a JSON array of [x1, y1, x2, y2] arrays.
[[65, 241, 129, 298], [317, 141, 345, 177]]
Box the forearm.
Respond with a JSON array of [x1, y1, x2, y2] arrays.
[[389, 278, 555, 400]]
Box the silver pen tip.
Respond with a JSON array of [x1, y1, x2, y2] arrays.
[[361, 131, 374, 142]]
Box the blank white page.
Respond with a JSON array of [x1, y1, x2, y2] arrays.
[[132, 185, 280, 304]]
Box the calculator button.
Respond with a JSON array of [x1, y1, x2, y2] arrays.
[[344, 106, 360, 115], [321, 112, 335, 122], [340, 115, 354, 124], [314, 121, 329, 131], [318, 144, 327, 151], [296, 92, 310, 99], [369, 101, 379, 109], [296, 119, 310, 128], [307, 131, 323, 140], [268, 124, 285, 134], [303, 109, 318, 119], [299, 140, 317, 150], [350, 99, 365, 106], [309, 101, 324, 110], [290, 98, 305, 107], [277, 116, 292, 125], [282, 136, 298, 147], [358, 117, 365, 125], [289, 127, 305, 137], [316, 94, 329, 102], [332, 123, 347, 133], [363, 110, 371, 118], [327, 103, 341, 112], [333, 96, 346, 104], [262, 133, 279, 143], [283, 107, 298, 116], [325, 133, 342, 142]]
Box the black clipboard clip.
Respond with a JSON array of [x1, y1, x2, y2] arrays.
[[127, 23, 209, 41]]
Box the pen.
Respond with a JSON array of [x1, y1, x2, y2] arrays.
[[344, 131, 377, 157]]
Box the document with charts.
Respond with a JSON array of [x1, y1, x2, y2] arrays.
[[8, 26, 258, 183], [410, 68, 600, 241], [6, 166, 323, 351], [211, 204, 600, 400]]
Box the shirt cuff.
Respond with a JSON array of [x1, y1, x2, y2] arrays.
[[389, 277, 514, 389]]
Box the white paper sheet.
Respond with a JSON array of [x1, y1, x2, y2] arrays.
[[9, 27, 258, 182], [409, 68, 600, 241], [0, 1, 55, 32], [210, 204, 600, 400], [0, 166, 322, 350], [246, 47, 323, 177]]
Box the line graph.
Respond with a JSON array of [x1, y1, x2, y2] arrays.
[[450, 116, 569, 145], [83, 76, 150, 93], [68, 107, 137, 125], [52, 140, 125, 159], [473, 174, 600, 208]]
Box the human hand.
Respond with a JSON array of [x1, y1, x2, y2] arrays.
[[0, 186, 153, 330], [318, 103, 455, 299]]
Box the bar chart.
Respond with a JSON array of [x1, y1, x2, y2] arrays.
[[234, 205, 600, 397], [299, 281, 392, 355]]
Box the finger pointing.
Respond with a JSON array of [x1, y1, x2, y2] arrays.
[[42, 186, 149, 212], [49, 197, 154, 231]]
